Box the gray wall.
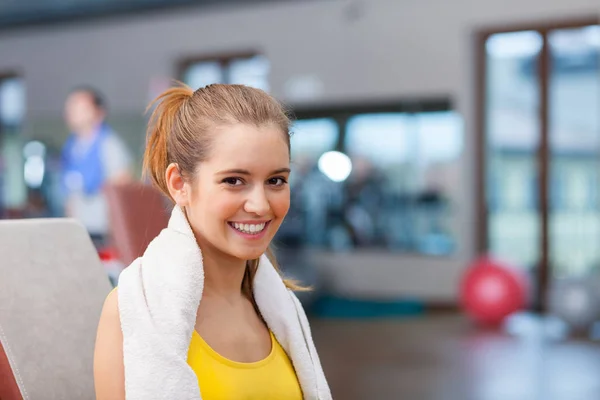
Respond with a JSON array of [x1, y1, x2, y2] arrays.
[[0, 0, 597, 301]]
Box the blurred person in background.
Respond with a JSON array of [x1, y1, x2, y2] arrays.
[[61, 86, 132, 247]]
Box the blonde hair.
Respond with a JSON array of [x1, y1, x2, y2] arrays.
[[143, 83, 306, 301]]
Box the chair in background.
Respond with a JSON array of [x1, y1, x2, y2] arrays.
[[0, 218, 112, 400], [104, 182, 171, 268]]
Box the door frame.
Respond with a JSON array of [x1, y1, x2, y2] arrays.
[[475, 16, 600, 313]]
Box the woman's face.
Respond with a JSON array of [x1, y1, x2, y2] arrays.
[[181, 123, 290, 262]]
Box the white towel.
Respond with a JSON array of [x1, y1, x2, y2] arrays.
[[117, 206, 332, 400]]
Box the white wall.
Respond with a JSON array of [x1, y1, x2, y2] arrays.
[[0, 0, 597, 301]]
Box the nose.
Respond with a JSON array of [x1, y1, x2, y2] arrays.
[[244, 186, 271, 216]]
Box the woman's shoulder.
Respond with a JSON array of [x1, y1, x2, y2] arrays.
[[94, 287, 125, 400], [99, 287, 120, 327], [107, 286, 118, 302]]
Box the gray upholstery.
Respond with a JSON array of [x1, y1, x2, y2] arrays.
[[0, 218, 112, 400]]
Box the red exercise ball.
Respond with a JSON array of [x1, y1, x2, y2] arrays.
[[460, 256, 528, 325]]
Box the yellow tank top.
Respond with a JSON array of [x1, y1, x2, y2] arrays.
[[187, 330, 303, 399]]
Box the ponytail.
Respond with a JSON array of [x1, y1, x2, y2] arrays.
[[143, 84, 194, 201]]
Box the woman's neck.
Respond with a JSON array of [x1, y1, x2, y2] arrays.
[[200, 245, 247, 300]]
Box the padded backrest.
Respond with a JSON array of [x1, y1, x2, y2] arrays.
[[0, 218, 112, 400], [104, 182, 170, 266]]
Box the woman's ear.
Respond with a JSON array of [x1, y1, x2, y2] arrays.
[[165, 163, 189, 207]]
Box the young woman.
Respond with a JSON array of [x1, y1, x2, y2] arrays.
[[93, 84, 331, 399]]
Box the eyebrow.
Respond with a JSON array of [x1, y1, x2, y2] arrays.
[[217, 168, 291, 175]]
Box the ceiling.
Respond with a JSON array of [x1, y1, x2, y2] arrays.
[[0, 0, 305, 30]]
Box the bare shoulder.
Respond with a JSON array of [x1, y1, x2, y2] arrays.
[[97, 288, 121, 335], [94, 288, 125, 400], [102, 288, 120, 317]]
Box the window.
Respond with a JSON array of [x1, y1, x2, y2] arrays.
[[276, 101, 463, 256], [0, 75, 26, 217], [180, 54, 270, 91], [482, 24, 600, 280], [290, 118, 338, 163]]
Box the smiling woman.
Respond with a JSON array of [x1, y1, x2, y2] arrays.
[[93, 83, 332, 400], [167, 121, 292, 262]]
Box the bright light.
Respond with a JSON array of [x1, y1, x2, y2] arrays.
[[0, 78, 25, 126], [24, 155, 45, 188], [318, 151, 352, 182]]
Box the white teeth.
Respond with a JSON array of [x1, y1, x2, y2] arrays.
[[230, 222, 267, 234]]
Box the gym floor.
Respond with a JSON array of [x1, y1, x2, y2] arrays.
[[312, 313, 600, 400]]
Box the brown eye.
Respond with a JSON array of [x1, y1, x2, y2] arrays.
[[222, 177, 244, 186], [268, 177, 288, 186]]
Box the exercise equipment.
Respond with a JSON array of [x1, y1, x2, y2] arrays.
[[460, 256, 528, 325]]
